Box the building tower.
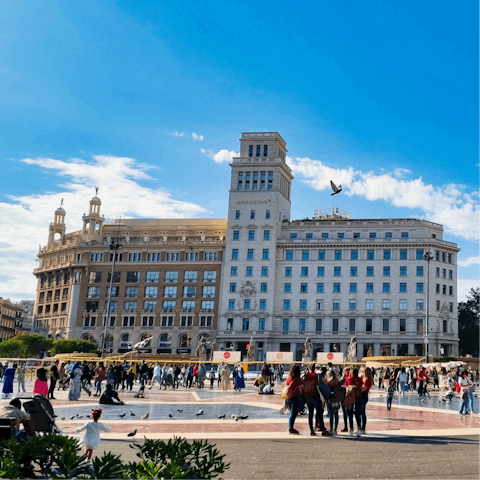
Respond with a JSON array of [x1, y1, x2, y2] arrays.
[[217, 132, 294, 358], [82, 195, 104, 236], [47, 202, 66, 247]]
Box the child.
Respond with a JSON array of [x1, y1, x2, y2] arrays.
[[74, 408, 111, 460], [209, 368, 216, 389], [134, 384, 145, 398], [386, 379, 395, 410]]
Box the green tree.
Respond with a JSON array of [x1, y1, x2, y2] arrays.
[[458, 287, 479, 357], [50, 339, 99, 356], [0, 333, 53, 358]]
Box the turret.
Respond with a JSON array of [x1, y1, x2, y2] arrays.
[[47, 200, 66, 246], [82, 189, 104, 236]]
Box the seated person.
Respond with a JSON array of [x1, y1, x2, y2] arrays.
[[99, 383, 124, 405], [133, 385, 145, 398], [259, 383, 274, 395], [0, 398, 35, 436]]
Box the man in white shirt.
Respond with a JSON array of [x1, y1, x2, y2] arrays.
[[150, 364, 162, 389], [0, 398, 34, 436]]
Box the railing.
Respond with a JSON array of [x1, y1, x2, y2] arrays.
[[181, 308, 194, 312]]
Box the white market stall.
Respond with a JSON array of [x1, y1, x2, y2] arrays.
[[317, 352, 344, 364], [266, 351, 294, 363], [212, 351, 241, 363]]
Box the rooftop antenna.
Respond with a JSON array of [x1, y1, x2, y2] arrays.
[[95, 186, 99, 196], [60, 198, 64, 208]]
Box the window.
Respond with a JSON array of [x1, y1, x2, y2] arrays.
[[124, 301, 137, 312], [248, 145, 253, 157], [442, 252, 446, 262], [436, 300, 440, 311], [400, 266, 407, 276], [250, 210, 255, 219], [318, 250, 326, 260], [205, 252, 218, 262], [443, 320, 448, 332], [261, 266, 268, 276], [333, 300, 340, 310], [228, 299, 235, 309], [180, 316, 193, 327], [232, 249, 239, 260], [244, 299, 250, 310], [383, 283, 390, 293], [229, 283, 236, 293], [235, 210, 241, 219], [416, 318, 423, 333], [369, 232, 376, 239], [200, 316, 213, 327], [316, 300, 324, 310], [416, 300, 424, 310], [247, 249, 254, 260], [401, 232, 409, 238], [300, 300, 307, 310], [201, 300, 214, 312], [286, 250, 293, 260], [442, 269, 446, 278], [87, 287, 100, 298], [318, 267, 325, 276], [400, 283, 407, 292], [334, 250, 342, 260], [128, 252, 142, 262], [260, 283, 267, 292], [400, 250, 407, 260], [202, 286, 216, 298], [317, 283, 324, 293], [146, 271, 160, 283], [203, 271, 216, 282], [322, 233, 328, 239], [448, 253, 452, 263], [227, 318, 233, 331], [89, 272, 102, 283], [306, 233, 313, 239], [353, 232, 360, 239], [246, 266, 253, 276], [262, 249, 269, 260], [384, 250, 391, 260], [338, 233, 344, 239], [350, 266, 357, 276], [349, 318, 356, 332], [284, 283, 291, 292], [449, 302, 453, 312], [302, 250, 310, 260], [125, 286, 138, 298], [366, 300, 374, 310], [436, 283, 440, 293], [163, 286, 177, 298], [145, 286, 158, 298], [165, 271, 178, 283], [367, 250, 375, 260], [256, 145, 261, 157], [245, 172, 250, 190], [185, 252, 199, 261], [332, 318, 339, 331], [90, 253, 104, 262], [282, 318, 289, 332], [316, 318, 322, 332], [366, 318, 373, 332], [86, 301, 99, 312], [300, 283, 308, 293], [351, 250, 358, 260], [435, 267, 440, 277], [166, 252, 180, 262], [349, 300, 357, 310], [259, 318, 265, 331], [417, 266, 424, 276], [106, 301, 118, 312], [301, 267, 308, 276], [290, 233, 297, 240], [385, 232, 392, 238], [143, 301, 156, 312], [399, 300, 407, 310], [299, 318, 306, 333], [383, 300, 390, 310], [366, 283, 373, 292], [83, 315, 96, 327], [122, 316, 135, 327], [383, 318, 390, 332], [283, 300, 291, 310], [230, 267, 237, 276], [233, 230, 240, 240], [383, 266, 390, 276], [367, 266, 374, 276], [449, 286, 453, 296], [333, 283, 341, 293], [399, 318, 406, 332], [265, 210, 270, 219], [416, 249, 424, 260], [283, 267, 292, 277], [263, 230, 270, 240], [416, 283, 424, 293], [350, 283, 357, 293]]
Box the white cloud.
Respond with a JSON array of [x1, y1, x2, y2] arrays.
[[393, 168, 412, 178], [200, 148, 239, 164], [172, 131, 185, 137], [458, 279, 480, 302], [1, 155, 209, 302], [458, 256, 480, 268], [287, 156, 479, 242], [191, 133, 204, 141]]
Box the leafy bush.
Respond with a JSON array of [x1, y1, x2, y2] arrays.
[[433, 355, 456, 362], [49, 338, 99, 356], [0, 333, 53, 359]]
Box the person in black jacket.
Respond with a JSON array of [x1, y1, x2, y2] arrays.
[[99, 383, 124, 405]]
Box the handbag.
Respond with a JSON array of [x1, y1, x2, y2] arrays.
[[281, 382, 294, 400]]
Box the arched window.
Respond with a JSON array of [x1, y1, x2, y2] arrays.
[[178, 333, 190, 348], [140, 332, 151, 342], [121, 333, 129, 343]]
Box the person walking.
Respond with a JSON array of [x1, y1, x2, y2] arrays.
[[285, 365, 303, 434], [150, 363, 162, 389], [458, 371, 472, 415], [396, 367, 408, 395], [233, 364, 245, 391], [68, 362, 83, 401], [2, 363, 15, 398], [93, 362, 106, 397], [16, 363, 26, 394], [386, 379, 395, 410], [74, 408, 111, 460], [220, 364, 230, 392]]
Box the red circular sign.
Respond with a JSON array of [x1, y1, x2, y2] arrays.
[[223, 352, 231, 359], [327, 353, 334, 360], [276, 353, 284, 359]]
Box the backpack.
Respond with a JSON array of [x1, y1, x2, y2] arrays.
[[328, 385, 346, 410], [317, 382, 331, 400]]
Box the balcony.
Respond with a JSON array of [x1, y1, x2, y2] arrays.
[[162, 308, 175, 313], [123, 309, 137, 313], [164, 279, 178, 283], [200, 308, 214, 313], [164, 294, 176, 298], [87, 295, 100, 299], [125, 294, 138, 298], [142, 309, 156, 313], [184, 294, 196, 298], [203, 294, 215, 298], [184, 279, 197, 283], [181, 308, 194, 312]]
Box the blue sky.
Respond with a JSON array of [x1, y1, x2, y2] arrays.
[[0, 0, 478, 302]]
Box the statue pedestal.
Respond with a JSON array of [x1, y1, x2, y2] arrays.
[[198, 354, 207, 362], [302, 356, 312, 364]]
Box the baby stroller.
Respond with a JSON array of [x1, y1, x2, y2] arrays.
[[23, 395, 60, 434], [59, 376, 70, 390]]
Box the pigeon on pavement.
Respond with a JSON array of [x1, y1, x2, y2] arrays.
[[177, 409, 184, 412], [127, 429, 137, 437], [168, 414, 173, 418], [141, 413, 149, 420], [60, 417, 65, 421], [69, 416, 75, 420], [119, 413, 126, 418], [130, 411, 136, 416], [330, 180, 342, 196], [195, 410, 204, 416], [217, 414, 225, 419]]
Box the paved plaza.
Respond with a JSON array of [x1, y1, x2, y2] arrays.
[[2, 379, 479, 478]]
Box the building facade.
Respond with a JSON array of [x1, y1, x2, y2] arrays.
[[0, 298, 23, 341], [33, 198, 227, 355], [216, 132, 460, 359]]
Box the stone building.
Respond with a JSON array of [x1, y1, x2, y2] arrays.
[[33, 197, 227, 354], [0, 297, 23, 341], [216, 132, 460, 359]]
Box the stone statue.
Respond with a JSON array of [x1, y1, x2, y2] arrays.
[[367, 346, 373, 357], [347, 336, 357, 362], [246, 336, 255, 361], [302, 337, 312, 359], [134, 336, 152, 351], [195, 335, 207, 358], [211, 339, 217, 353]]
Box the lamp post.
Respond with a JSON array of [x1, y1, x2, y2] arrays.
[[423, 251, 434, 362]]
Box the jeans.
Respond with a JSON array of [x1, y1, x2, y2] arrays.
[[460, 392, 469, 413], [344, 407, 354, 430], [305, 395, 322, 432], [287, 396, 302, 430], [95, 380, 103, 395], [467, 388, 474, 413], [150, 376, 161, 388], [386, 396, 393, 409], [48, 379, 57, 398], [17, 378, 25, 393], [327, 404, 339, 432], [355, 395, 368, 430], [418, 381, 424, 395], [398, 381, 406, 393]]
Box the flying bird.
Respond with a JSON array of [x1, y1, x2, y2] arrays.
[[119, 413, 126, 418], [217, 414, 225, 419], [130, 411, 136, 417], [141, 413, 149, 420], [195, 410, 204, 416], [330, 180, 342, 196], [127, 429, 137, 437]]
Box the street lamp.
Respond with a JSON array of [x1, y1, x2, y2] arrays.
[[423, 251, 434, 362]]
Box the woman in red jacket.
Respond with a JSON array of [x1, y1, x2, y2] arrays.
[[286, 365, 303, 434], [355, 367, 373, 436]]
